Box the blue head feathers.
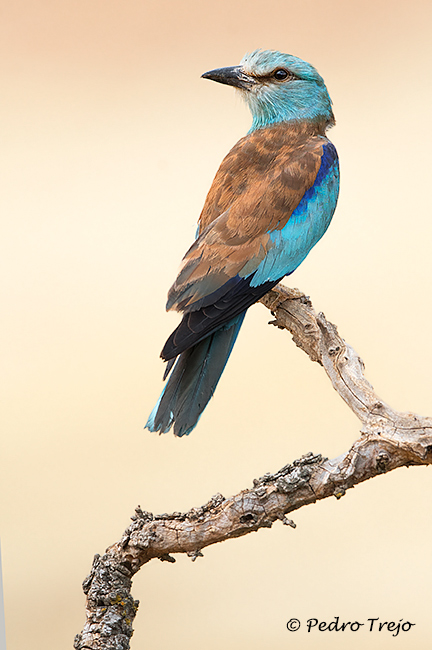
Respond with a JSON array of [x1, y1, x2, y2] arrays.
[[202, 49, 334, 132]]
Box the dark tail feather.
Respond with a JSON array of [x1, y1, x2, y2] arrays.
[[146, 313, 245, 437]]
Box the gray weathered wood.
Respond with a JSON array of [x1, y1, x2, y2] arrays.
[[74, 284, 432, 650]]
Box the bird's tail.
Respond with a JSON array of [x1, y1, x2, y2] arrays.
[[146, 313, 245, 437]]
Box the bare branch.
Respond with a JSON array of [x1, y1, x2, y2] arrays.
[[74, 284, 432, 650]]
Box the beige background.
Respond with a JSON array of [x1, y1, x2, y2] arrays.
[[1, 1, 432, 648]]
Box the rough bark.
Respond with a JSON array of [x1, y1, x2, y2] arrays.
[[74, 284, 432, 650]]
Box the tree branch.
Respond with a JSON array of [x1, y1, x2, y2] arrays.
[[74, 284, 432, 650]]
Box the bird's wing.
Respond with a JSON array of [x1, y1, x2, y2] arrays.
[[161, 125, 339, 360], [168, 127, 337, 313]]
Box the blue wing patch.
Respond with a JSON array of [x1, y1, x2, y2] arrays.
[[247, 142, 339, 287]]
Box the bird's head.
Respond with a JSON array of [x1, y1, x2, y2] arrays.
[[202, 49, 334, 132]]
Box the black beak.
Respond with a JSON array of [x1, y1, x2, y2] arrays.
[[201, 66, 256, 91]]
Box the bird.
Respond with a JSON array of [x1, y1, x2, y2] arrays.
[[146, 49, 340, 437]]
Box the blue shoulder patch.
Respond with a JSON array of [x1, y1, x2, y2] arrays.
[[249, 141, 339, 287]]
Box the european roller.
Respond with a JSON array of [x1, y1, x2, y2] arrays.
[[146, 49, 340, 437]]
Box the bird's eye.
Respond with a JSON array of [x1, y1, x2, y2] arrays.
[[273, 68, 289, 81]]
